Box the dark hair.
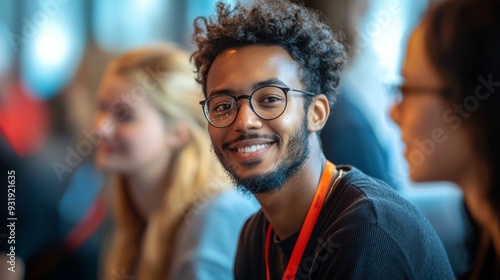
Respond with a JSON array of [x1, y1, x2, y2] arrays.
[[191, 0, 348, 108], [424, 1, 500, 212]]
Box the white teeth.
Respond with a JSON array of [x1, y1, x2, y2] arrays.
[[238, 144, 268, 154]]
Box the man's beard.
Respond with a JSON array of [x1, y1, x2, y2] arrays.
[[212, 118, 310, 195]]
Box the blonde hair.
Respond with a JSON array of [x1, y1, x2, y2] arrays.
[[103, 44, 229, 280]]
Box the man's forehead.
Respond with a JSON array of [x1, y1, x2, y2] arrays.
[[206, 45, 301, 94]]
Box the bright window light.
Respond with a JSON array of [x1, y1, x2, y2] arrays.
[[33, 22, 69, 70]]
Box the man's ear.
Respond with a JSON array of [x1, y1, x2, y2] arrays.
[[166, 122, 191, 149], [307, 94, 330, 133]]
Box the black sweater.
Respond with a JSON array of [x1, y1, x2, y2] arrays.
[[234, 166, 454, 279]]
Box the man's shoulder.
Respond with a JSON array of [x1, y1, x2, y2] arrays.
[[323, 166, 442, 242], [321, 166, 450, 254], [336, 165, 395, 194], [328, 166, 401, 208], [310, 167, 453, 278], [332, 165, 414, 215]]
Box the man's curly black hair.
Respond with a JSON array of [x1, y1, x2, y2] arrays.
[[191, 0, 348, 108]]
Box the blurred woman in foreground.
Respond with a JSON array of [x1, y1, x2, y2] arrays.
[[390, 1, 500, 278]]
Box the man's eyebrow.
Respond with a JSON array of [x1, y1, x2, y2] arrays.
[[252, 78, 287, 90], [208, 88, 234, 97], [208, 78, 288, 97]]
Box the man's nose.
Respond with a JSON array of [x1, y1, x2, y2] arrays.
[[231, 100, 263, 132]]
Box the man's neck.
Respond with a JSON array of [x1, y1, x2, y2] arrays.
[[254, 154, 335, 240]]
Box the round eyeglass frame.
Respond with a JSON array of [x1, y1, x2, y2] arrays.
[[387, 84, 452, 101], [199, 85, 316, 128]]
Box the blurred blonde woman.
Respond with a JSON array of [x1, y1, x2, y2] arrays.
[[95, 44, 258, 280]]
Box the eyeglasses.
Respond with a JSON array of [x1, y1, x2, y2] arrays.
[[388, 84, 451, 103], [199, 85, 315, 128]]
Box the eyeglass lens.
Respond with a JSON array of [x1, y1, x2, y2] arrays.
[[204, 86, 287, 127]]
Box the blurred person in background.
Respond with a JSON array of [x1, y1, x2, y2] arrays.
[[96, 44, 258, 280], [302, 0, 401, 189], [305, 0, 477, 275], [390, 1, 500, 278], [0, 72, 106, 280]]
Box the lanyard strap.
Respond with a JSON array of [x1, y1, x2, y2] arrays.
[[64, 196, 108, 252], [265, 161, 336, 280]]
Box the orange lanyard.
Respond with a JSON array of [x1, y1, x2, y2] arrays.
[[265, 161, 335, 280]]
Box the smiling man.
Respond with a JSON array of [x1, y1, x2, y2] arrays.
[[191, 1, 454, 279]]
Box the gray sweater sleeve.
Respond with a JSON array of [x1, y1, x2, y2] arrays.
[[168, 190, 259, 280]]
